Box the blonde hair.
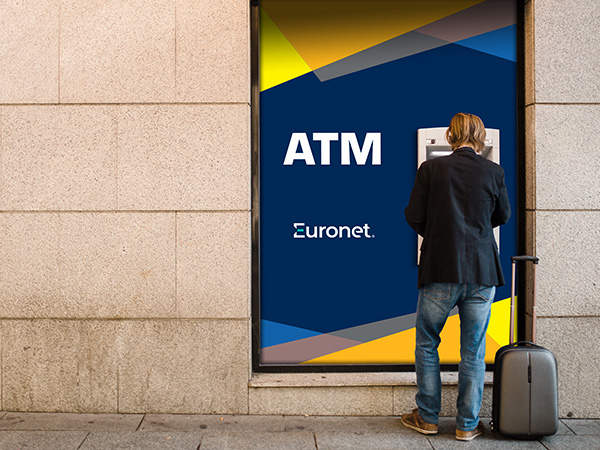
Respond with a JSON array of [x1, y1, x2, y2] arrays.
[[445, 113, 486, 153]]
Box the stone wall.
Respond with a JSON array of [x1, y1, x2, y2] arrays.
[[1, 0, 598, 418], [0, 0, 252, 413], [525, 0, 600, 418]]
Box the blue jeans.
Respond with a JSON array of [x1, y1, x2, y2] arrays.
[[415, 283, 495, 431]]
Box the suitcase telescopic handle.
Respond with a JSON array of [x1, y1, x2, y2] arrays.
[[510, 256, 539, 344]]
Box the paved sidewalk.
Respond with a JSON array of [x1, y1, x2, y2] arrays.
[[0, 412, 598, 449]]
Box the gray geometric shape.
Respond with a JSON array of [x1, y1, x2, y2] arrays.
[[329, 313, 418, 343], [416, 0, 517, 43], [260, 334, 362, 365], [261, 308, 462, 364], [314, 31, 449, 82], [330, 308, 458, 343], [314, 0, 517, 84]]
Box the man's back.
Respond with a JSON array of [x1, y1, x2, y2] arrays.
[[405, 147, 511, 287]]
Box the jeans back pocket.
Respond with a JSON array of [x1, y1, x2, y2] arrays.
[[422, 283, 452, 301]]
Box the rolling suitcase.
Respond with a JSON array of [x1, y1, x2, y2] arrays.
[[490, 255, 558, 438]]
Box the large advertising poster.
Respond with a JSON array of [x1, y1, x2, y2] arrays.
[[258, 0, 518, 366]]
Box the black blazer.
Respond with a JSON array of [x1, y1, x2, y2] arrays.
[[404, 147, 511, 288]]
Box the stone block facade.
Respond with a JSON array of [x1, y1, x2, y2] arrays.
[[0, 0, 598, 417]]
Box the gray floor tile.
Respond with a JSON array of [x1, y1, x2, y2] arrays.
[[141, 414, 285, 432], [285, 415, 403, 433], [556, 420, 576, 435], [426, 421, 547, 450], [540, 435, 600, 450], [0, 412, 144, 431], [79, 432, 203, 450], [561, 419, 600, 435], [316, 431, 431, 450], [0, 431, 88, 450], [200, 431, 316, 450], [427, 435, 546, 449]]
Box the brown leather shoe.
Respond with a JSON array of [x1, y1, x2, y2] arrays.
[[456, 421, 485, 441], [401, 408, 438, 435]]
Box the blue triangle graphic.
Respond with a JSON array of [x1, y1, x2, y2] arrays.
[[455, 24, 517, 62], [261, 320, 322, 348]]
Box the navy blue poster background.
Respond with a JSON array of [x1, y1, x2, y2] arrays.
[[259, 2, 518, 365]]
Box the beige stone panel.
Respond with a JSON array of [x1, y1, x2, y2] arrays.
[[0, 213, 63, 318], [118, 320, 249, 414], [249, 387, 393, 416], [117, 105, 250, 211], [537, 318, 600, 418], [57, 213, 177, 318], [535, 105, 600, 210], [0, 323, 2, 410], [393, 386, 493, 418], [2, 320, 119, 412], [60, 0, 175, 103], [0, 213, 176, 319], [535, 211, 600, 317], [0, 0, 59, 103], [0, 106, 117, 211], [534, 0, 600, 103], [177, 212, 250, 318], [176, 0, 249, 103]]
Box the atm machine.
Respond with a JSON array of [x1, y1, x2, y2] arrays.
[[416, 127, 501, 263]]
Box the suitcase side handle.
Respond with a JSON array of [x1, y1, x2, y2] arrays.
[[511, 255, 539, 264]]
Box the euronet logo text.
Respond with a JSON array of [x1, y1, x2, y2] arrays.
[[293, 223, 374, 239]]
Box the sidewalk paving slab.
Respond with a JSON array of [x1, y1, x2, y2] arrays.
[[561, 418, 600, 435], [316, 431, 431, 450], [540, 435, 600, 450], [0, 412, 144, 431], [79, 431, 203, 450], [422, 418, 549, 449], [0, 412, 596, 449], [140, 414, 285, 432], [0, 431, 88, 450], [284, 415, 402, 432], [554, 420, 577, 435], [200, 431, 316, 450]]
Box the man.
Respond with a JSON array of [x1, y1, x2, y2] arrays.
[[402, 113, 511, 441]]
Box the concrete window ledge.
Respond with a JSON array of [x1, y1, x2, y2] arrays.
[[249, 372, 493, 388]]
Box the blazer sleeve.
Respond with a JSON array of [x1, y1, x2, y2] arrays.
[[404, 164, 429, 236], [491, 170, 511, 228]]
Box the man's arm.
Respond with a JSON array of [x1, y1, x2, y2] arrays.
[[491, 171, 511, 228], [404, 165, 429, 236]]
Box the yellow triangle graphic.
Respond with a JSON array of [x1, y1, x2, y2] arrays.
[[260, 7, 312, 92], [263, 0, 485, 72], [303, 327, 417, 365], [487, 297, 515, 348], [303, 311, 504, 365]]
